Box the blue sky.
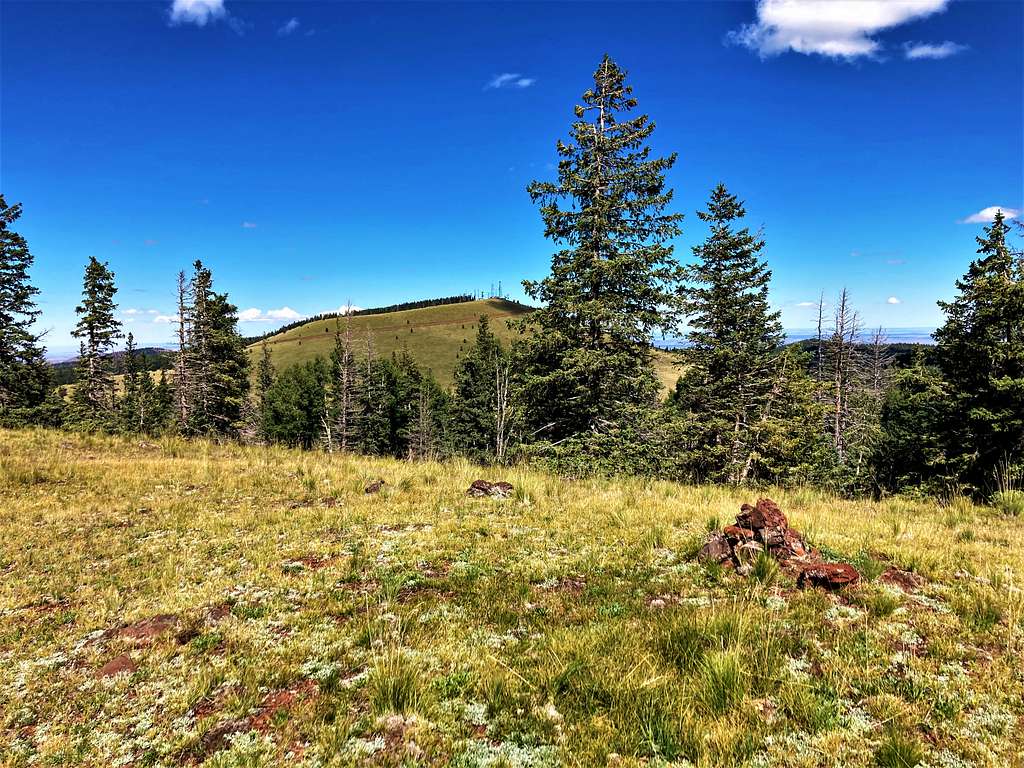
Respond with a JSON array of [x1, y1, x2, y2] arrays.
[[2, 0, 1021, 352]]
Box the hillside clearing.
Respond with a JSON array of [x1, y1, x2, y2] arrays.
[[247, 299, 680, 394], [2, 430, 1022, 767]]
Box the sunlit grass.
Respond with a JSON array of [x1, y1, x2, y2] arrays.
[[1, 428, 1022, 766]]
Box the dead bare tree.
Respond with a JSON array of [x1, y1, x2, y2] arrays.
[[494, 352, 514, 464]]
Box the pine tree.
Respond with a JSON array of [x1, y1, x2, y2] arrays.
[[934, 210, 1024, 493], [452, 315, 506, 459], [71, 256, 121, 417], [0, 195, 49, 419], [672, 184, 783, 484], [182, 260, 250, 436], [120, 332, 142, 432], [521, 55, 684, 442], [256, 340, 275, 441], [326, 317, 363, 452]]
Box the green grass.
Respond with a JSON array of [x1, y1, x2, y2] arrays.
[[2, 428, 1023, 766], [248, 298, 681, 393]]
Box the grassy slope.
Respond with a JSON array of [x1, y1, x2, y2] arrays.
[[248, 298, 681, 394], [2, 430, 1022, 767]]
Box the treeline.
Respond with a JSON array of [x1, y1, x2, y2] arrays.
[[49, 347, 173, 386], [241, 295, 476, 345], [1, 55, 1021, 501]]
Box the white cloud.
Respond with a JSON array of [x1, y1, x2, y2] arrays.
[[887, 296, 902, 305], [237, 307, 305, 323], [277, 18, 300, 36], [322, 305, 364, 316], [154, 314, 180, 324], [903, 40, 967, 59], [241, 221, 257, 229], [168, 0, 226, 27], [486, 73, 536, 90], [729, 0, 950, 60], [795, 301, 817, 308], [123, 308, 141, 316], [961, 206, 1020, 224]]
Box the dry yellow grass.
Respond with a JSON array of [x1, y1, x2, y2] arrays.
[[1, 429, 1022, 767]]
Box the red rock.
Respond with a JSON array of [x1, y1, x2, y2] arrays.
[[698, 532, 733, 564], [797, 563, 860, 591], [737, 498, 788, 532], [97, 654, 136, 678], [723, 525, 756, 541]]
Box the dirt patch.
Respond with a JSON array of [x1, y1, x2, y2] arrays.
[[97, 654, 136, 678], [881, 567, 926, 593], [114, 613, 179, 643]]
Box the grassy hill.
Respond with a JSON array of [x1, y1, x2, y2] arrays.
[[249, 298, 681, 393], [2, 429, 1022, 766]]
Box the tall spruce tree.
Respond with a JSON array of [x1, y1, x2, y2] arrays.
[[934, 210, 1024, 493], [182, 260, 250, 436], [452, 315, 505, 459], [327, 317, 363, 452], [72, 256, 121, 417], [521, 55, 683, 443], [672, 184, 784, 484], [0, 195, 49, 419]]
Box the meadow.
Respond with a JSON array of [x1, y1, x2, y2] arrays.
[[2, 429, 1022, 767], [248, 299, 680, 394]]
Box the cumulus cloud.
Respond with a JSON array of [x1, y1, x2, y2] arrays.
[[168, 0, 226, 27], [124, 308, 162, 317], [486, 73, 536, 90], [887, 296, 902, 305], [729, 0, 950, 60], [241, 221, 257, 229], [154, 314, 180, 324], [961, 206, 1020, 224], [903, 40, 967, 59], [277, 17, 300, 36], [323, 305, 364, 316], [237, 307, 304, 323]]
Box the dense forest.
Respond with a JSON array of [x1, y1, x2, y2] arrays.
[[1, 56, 1021, 503]]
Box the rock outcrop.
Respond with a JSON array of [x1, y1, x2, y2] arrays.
[[698, 497, 859, 590], [467, 480, 514, 499]]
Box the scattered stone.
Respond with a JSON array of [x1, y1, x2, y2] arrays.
[[365, 479, 386, 494], [467, 480, 514, 499], [797, 563, 861, 591], [97, 654, 136, 678]]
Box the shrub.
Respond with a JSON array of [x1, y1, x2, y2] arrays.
[[992, 490, 1024, 517]]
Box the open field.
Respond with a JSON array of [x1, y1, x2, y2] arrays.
[[248, 299, 681, 394], [2, 429, 1023, 767]]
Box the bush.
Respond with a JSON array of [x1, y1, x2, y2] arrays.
[[992, 490, 1024, 517]]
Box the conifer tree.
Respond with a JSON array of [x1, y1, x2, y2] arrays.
[[672, 184, 783, 484], [120, 332, 142, 432], [327, 317, 363, 452], [0, 195, 49, 418], [256, 340, 275, 441], [452, 315, 506, 459], [934, 210, 1024, 492], [72, 256, 121, 417], [182, 260, 250, 436], [521, 55, 683, 442]]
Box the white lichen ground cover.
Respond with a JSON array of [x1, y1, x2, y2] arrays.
[[1, 429, 1022, 767]]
